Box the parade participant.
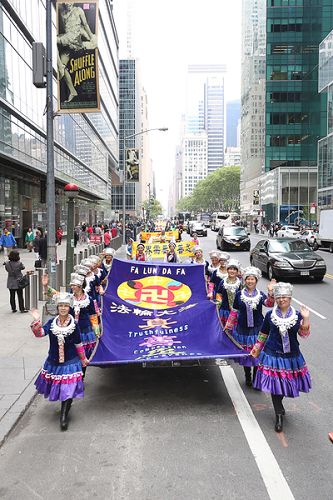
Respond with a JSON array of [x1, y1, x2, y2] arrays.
[[251, 283, 311, 433], [102, 247, 115, 276], [191, 232, 199, 246], [30, 293, 88, 431], [191, 246, 206, 265], [70, 273, 100, 363], [135, 243, 147, 262], [206, 250, 221, 278], [208, 252, 230, 299], [216, 259, 242, 327], [224, 266, 275, 387], [164, 240, 180, 263], [126, 237, 134, 260]]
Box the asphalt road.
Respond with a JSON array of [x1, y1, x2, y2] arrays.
[[0, 230, 332, 500]]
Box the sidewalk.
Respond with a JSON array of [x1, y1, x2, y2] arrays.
[[0, 241, 126, 447]]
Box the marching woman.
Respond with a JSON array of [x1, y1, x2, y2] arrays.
[[164, 240, 180, 263], [190, 246, 207, 265], [208, 252, 230, 300], [250, 282, 311, 433], [101, 247, 115, 286], [224, 266, 275, 387], [135, 242, 147, 262], [216, 259, 242, 328], [30, 293, 89, 431], [70, 272, 100, 363]]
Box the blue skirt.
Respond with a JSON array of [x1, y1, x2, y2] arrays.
[[80, 325, 97, 359], [233, 326, 259, 367], [253, 349, 311, 398], [35, 356, 84, 402]]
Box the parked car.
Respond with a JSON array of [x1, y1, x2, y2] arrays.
[[216, 226, 251, 251], [250, 238, 326, 281], [299, 229, 318, 247], [187, 220, 197, 234], [190, 222, 207, 237], [276, 225, 301, 238]]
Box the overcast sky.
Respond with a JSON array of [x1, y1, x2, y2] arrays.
[[113, 0, 242, 210]]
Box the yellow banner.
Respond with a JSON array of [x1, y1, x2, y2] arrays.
[[132, 241, 195, 259], [140, 230, 179, 242]]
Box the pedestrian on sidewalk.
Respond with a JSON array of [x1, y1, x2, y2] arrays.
[[30, 293, 89, 431], [25, 228, 34, 252], [103, 228, 111, 247], [251, 282, 311, 433], [4, 250, 29, 313], [0, 227, 16, 262], [38, 231, 48, 267], [56, 226, 63, 245], [32, 230, 41, 261]]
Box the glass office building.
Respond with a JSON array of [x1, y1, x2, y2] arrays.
[[0, 0, 119, 245], [264, 0, 333, 223]]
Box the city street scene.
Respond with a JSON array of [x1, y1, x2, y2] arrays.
[[1, 0, 333, 499]]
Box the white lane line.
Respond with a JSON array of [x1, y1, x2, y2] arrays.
[[220, 365, 295, 500], [292, 298, 327, 320]]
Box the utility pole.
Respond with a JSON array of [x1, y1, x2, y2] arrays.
[[46, 0, 57, 287]]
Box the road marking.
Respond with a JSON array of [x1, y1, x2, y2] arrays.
[[220, 365, 295, 500], [325, 273, 333, 279], [292, 298, 327, 320]]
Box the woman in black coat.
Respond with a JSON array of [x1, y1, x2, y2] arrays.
[[4, 250, 29, 313]]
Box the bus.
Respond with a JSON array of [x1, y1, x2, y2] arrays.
[[211, 212, 239, 231]]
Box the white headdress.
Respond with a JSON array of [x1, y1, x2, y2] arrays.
[[80, 258, 94, 269], [193, 245, 203, 254], [273, 282, 293, 298], [70, 273, 85, 286], [226, 259, 240, 270], [74, 264, 90, 276], [219, 252, 230, 261], [89, 255, 101, 264], [209, 250, 221, 258], [104, 248, 115, 256], [243, 266, 262, 281], [54, 292, 74, 308]]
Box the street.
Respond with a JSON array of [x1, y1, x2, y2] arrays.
[[0, 230, 333, 500]]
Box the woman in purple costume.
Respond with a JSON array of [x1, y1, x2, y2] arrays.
[[224, 266, 275, 387], [251, 282, 311, 433], [216, 259, 242, 328], [30, 293, 88, 431]]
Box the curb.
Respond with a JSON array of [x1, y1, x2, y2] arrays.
[[0, 372, 39, 448]]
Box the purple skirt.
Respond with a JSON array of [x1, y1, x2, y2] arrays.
[[80, 325, 97, 359], [253, 350, 311, 398], [35, 356, 84, 402]]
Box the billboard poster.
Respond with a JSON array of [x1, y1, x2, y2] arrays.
[[56, 0, 100, 113], [125, 148, 140, 182]]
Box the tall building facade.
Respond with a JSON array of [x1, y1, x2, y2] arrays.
[[261, 0, 333, 224], [318, 29, 333, 212], [181, 133, 208, 198], [240, 0, 266, 218], [226, 100, 241, 147], [0, 0, 119, 243], [186, 65, 226, 174]]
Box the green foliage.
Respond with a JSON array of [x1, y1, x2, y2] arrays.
[[176, 166, 240, 213], [142, 198, 163, 219]]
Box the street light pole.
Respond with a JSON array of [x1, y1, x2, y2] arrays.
[[46, 0, 57, 287], [122, 127, 168, 245], [64, 184, 79, 287]]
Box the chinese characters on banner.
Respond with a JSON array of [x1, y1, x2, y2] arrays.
[[90, 259, 245, 365], [56, 0, 100, 113], [132, 241, 196, 259], [140, 230, 180, 242]]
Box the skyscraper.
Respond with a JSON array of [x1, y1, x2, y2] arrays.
[[226, 100, 241, 148]]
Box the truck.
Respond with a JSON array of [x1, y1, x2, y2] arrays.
[[315, 209, 333, 252]]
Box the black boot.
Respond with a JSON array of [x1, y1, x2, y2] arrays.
[[275, 414, 283, 433], [82, 366, 87, 380], [244, 367, 252, 387], [60, 399, 72, 431]]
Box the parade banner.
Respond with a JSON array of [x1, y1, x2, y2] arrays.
[[133, 241, 195, 259], [125, 148, 140, 182], [89, 234, 102, 243], [140, 230, 180, 242], [56, 1, 100, 113], [90, 259, 245, 365]]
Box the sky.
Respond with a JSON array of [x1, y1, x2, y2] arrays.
[[113, 0, 242, 211]]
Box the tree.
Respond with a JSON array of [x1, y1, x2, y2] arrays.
[[142, 198, 163, 220], [176, 166, 240, 213]]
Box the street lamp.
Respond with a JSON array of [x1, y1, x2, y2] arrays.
[[122, 127, 168, 244], [64, 183, 79, 286]]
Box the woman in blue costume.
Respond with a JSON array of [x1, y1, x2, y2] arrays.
[[216, 259, 242, 328], [208, 252, 230, 300], [224, 266, 275, 387], [251, 282, 311, 433], [30, 293, 88, 431]]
